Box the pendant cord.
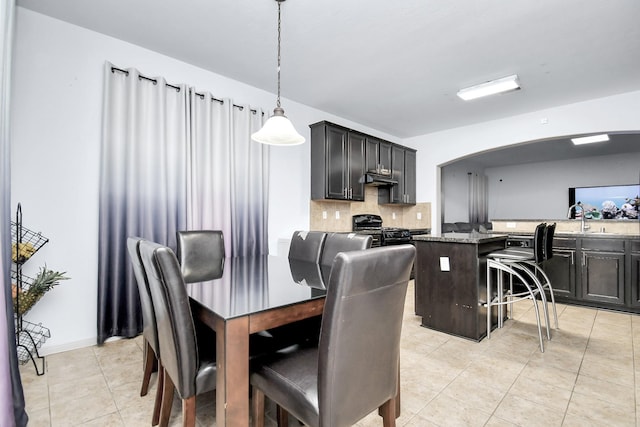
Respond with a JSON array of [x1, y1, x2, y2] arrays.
[[276, 1, 282, 108]]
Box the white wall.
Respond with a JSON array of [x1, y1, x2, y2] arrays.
[[9, 8, 398, 353], [404, 90, 640, 232], [485, 152, 640, 220], [442, 151, 640, 222]]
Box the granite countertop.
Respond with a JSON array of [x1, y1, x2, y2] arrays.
[[508, 231, 640, 239], [412, 232, 508, 244]]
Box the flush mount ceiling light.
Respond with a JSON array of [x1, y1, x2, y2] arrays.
[[571, 134, 610, 145], [251, 0, 305, 146], [456, 74, 520, 101]]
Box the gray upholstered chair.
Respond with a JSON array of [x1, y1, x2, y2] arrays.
[[251, 244, 416, 427], [288, 230, 327, 263], [319, 233, 372, 268], [176, 230, 225, 283], [139, 240, 218, 427], [126, 237, 163, 426]]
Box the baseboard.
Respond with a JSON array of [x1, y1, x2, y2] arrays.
[[39, 336, 120, 356]]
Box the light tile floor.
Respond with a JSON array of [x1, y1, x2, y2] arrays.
[[20, 281, 640, 426]]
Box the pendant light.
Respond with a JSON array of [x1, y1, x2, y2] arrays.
[[251, 0, 305, 146]]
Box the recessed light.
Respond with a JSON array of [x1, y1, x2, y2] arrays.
[[571, 134, 610, 145], [457, 75, 520, 101]]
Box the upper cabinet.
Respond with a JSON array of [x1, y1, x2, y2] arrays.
[[365, 137, 392, 174], [310, 121, 416, 205], [310, 121, 365, 201], [389, 145, 416, 204]]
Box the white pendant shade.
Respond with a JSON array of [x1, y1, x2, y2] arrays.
[[252, 108, 305, 146]]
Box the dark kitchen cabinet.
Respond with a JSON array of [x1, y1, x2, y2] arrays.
[[414, 236, 506, 341], [365, 137, 392, 174], [310, 122, 366, 201], [543, 237, 577, 298], [380, 145, 416, 205], [579, 238, 625, 306]]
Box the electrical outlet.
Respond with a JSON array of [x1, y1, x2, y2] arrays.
[[335, 211, 340, 220], [392, 212, 396, 220], [506, 222, 517, 228], [322, 211, 327, 220], [417, 212, 422, 220]]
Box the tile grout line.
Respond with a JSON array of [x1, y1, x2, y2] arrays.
[[559, 308, 596, 426]]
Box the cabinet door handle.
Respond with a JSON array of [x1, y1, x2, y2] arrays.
[[570, 252, 574, 265], [349, 188, 353, 199]]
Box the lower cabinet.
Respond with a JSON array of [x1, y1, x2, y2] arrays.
[[580, 238, 625, 306], [580, 250, 625, 305], [543, 237, 576, 298], [537, 235, 639, 312]]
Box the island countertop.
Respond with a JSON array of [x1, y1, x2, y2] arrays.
[[412, 232, 508, 244]]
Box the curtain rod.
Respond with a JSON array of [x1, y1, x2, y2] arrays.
[[110, 66, 263, 115]]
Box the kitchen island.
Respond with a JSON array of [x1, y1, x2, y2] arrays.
[[413, 232, 508, 341]]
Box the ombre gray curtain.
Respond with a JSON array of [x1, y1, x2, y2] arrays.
[[97, 64, 189, 343], [97, 64, 268, 344], [188, 91, 268, 256], [1, 0, 27, 425], [468, 172, 488, 224]]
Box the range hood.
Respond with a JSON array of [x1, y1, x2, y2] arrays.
[[360, 172, 398, 186]]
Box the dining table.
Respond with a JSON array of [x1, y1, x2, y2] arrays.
[[186, 254, 327, 427]]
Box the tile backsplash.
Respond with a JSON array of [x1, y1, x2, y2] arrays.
[[310, 186, 431, 231]]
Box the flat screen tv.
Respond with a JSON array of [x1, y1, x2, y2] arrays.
[[569, 184, 640, 219]]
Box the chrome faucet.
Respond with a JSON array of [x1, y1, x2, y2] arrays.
[[567, 201, 590, 232]]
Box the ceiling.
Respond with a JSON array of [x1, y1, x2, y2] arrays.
[[17, 0, 640, 141]]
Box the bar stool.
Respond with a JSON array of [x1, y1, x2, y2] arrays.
[[485, 223, 550, 351]]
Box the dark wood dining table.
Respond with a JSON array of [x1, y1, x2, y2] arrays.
[[186, 255, 327, 427]]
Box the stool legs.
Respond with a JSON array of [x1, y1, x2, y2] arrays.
[[486, 259, 546, 352]]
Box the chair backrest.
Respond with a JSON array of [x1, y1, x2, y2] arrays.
[[318, 245, 415, 427], [176, 230, 225, 283], [139, 240, 199, 399], [533, 222, 546, 263], [126, 237, 159, 355], [288, 231, 327, 263], [320, 233, 372, 268], [288, 258, 326, 289], [544, 222, 556, 261]]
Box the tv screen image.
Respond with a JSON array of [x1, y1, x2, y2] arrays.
[[569, 184, 640, 220]]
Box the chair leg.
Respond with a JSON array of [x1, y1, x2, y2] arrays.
[[379, 398, 396, 427], [152, 361, 164, 426], [182, 396, 196, 427], [276, 405, 289, 427], [379, 362, 401, 418], [159, 369, 175, 427], [141, 339, 155, 396], [252, 386, 265, 427]]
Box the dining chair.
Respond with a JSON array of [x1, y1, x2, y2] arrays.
[[139, 240, 218, 427], [319, 232, 372, 268], [126, 237, 164, 426], [251, 244, 416, 427], [176, 230, 225, 283], [289, 230, 328, 263]]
